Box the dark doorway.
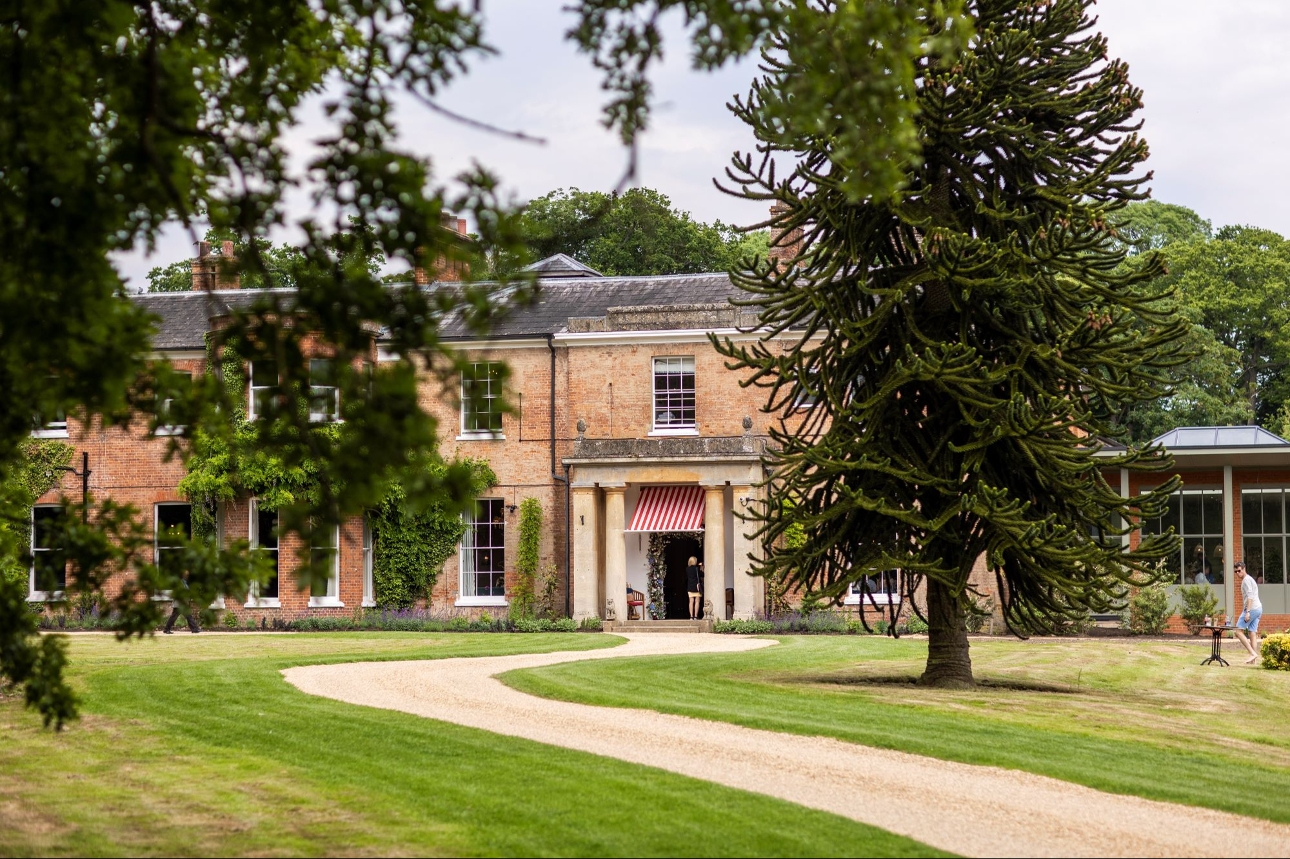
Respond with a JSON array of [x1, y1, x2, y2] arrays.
[[663, 536, 703, 619]]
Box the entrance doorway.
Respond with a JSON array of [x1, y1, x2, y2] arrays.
[[662, 536, 704, 619]]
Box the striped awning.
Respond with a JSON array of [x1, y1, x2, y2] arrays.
[[626, 485, 705, 532]]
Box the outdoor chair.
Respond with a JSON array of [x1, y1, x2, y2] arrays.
[[626, 588, 646, 621]]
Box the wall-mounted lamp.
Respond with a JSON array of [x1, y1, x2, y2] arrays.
[[506, 503, 518, 514]]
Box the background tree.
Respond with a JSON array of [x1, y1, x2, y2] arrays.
[[720, 0, 1187, 686], [1, 0, 968, 727], [518, 187, 767, 276]]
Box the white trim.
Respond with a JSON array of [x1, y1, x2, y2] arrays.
[[454, 596, 508, 607], [308, 597, 346, 608], [28, 505, 66, 601], [442, 338, 550, 351], [244, 596, 281, 609], [307, 523, 340, 606], [30, 428, 69, 439], [210, 597, 226, 610], [248, 499, 280, 605], [148, 350, 207, 361], [153, 426, 185, 437], [648, 428, 699, 437], [361, 518, 375, 608], [843, 593, 901, 606], [456, 432, 506, 441]]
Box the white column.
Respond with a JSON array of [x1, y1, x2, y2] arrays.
[[1224, 465, 1235, 614], [730, 485, 758, 619], [603, 484, 627, 622], [571, 484, 600, 620], [703, 484, 726, 620]]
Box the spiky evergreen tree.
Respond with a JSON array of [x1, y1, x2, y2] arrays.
[[719, 0, 1188, 686]]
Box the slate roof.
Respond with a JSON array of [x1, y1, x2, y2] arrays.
[[131, 256, 744, 348], [1151, 426, 1290, 449], [438, 271, 741, 338]]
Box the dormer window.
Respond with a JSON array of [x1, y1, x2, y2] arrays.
[[652, 356, 695, 432], [32, 405, 68, 438]]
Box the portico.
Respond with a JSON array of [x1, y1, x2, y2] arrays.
[[566, 436, 766, 622]]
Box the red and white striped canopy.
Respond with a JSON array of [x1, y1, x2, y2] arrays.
[[626, 485, 705, 532]]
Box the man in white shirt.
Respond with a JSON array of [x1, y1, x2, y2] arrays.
[[1232, 561, 1263, 665]]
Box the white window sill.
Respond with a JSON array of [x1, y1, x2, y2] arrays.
[[309, 416, 344, 425], [27, 591, 64, 603], [151, 592, 175, 602], [455, 596, 508, 607], [456, 432, 505, 441], [244, 597, 281, 609], [844, 595, 901, 606], [649, 427, 698, 437], [361, 598, 376, 608], [308, 597, 345, 608], [31, 429, 69, 439], [154, 426, 186, 437], [210, 597, 226, 610]]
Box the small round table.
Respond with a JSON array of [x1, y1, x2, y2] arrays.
[[1199, 624, 1238, 667]]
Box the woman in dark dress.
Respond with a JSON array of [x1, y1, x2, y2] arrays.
[[686, 556, 702, 620]]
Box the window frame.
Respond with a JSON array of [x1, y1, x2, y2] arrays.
[[246, 500, 281, 608], [650, 355, 697, 435], [1242, 486, 1288, 599], [307, 522, 343, 608], [361, 518, 375, 608], [308, 358, 340, 423], [457, 498, 507, 606], [247, 359, 280, 421], [844, 570, 902, 606], [459, 361, 504, 439], [155, 371, 193, 436], [32, 405, 68, 439], [28, 505, 67, 601]]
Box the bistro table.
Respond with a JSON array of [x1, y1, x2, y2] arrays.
[[1199, 624, 1239, 667]]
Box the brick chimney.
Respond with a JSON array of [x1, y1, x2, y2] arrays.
[[412, 214, 469, 285], [767, 202, 804, 269], [191, 240, 240, 291]]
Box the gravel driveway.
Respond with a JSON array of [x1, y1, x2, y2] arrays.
[[283, 634, 1290, 857]]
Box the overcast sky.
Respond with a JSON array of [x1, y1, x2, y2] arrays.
[[115, 0, 1290, 287]]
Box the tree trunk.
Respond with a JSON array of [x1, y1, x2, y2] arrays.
[[919, 577, 974, 687]]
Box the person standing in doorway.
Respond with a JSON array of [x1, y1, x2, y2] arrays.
[[1232, 561, 1261, 664], [686, 556, 702, 620]]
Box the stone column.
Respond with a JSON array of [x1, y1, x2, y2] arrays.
[[703, 484, 726, 620], [730, 485, 758, 619], [571, 484, 600, 621], [603, 484, 627, 622]]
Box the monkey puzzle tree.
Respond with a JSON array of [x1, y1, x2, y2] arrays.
[[719, 0, 1188, 685]]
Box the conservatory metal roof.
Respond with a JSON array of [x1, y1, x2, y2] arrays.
[[1151, 426, 1290, 449]]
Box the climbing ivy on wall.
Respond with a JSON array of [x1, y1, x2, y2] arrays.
[[179, 333, 497, 607], [369, 460, 496, 609], [509, 497, 543, 620], [0, 439, 74, 585]]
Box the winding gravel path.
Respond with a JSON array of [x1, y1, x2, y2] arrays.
[[283, 634, 1290, 857]]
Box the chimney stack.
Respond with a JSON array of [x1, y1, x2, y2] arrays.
[[767, 202, 804, 269], [412, 214, 469, 285], [191, 240, 241, 291]]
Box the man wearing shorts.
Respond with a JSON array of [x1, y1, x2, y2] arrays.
[[1232, 561, 1262, 665]]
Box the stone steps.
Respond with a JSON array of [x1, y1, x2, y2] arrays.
[[602, 619, 714, 634]]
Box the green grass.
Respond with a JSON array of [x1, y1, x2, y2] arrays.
[[0, 632, 942, 858], [502, 635, 1290, 824]]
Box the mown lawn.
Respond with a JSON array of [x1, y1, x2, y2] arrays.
[[0, 632, 942, 858], [502, 634, 1290, 823]]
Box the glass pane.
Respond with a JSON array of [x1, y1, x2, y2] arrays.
[[1182, 493, 1203, 535], [1204, 536, 1225, 585], [1243, 492, 1263, 535], [1264, 492, 1284, 537], [1201, 492, 1223, 536], [32, 507, 63, 550], [256, 509, 277, 549], [1164, 493, 1181, 534], [1183, 537, 1209, 585], [251, 359, 278, 387], [1267, 538, 1285, 585], [157, 505, 192, 545], [1244, 538, 1265, 582]]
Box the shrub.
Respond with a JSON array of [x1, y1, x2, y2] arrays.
[[965, 595, 994, 633], [1260, 633, 1290, 671], [900, 616, 929, 635], [223, 611, 239, 629], [1178, 585, 1219, 634], [578, 615, 602, 631], [514, 618, 553, 633], [714, 618, 775, 634], [244, 617, 256, 630], [1129, 582, 1172, 634], [552, 617, 577, 633], [845, 619, 866, 635], [536, 564, 561, 619], [447, 616, 470, 632], [873, 619, 889, 635]]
